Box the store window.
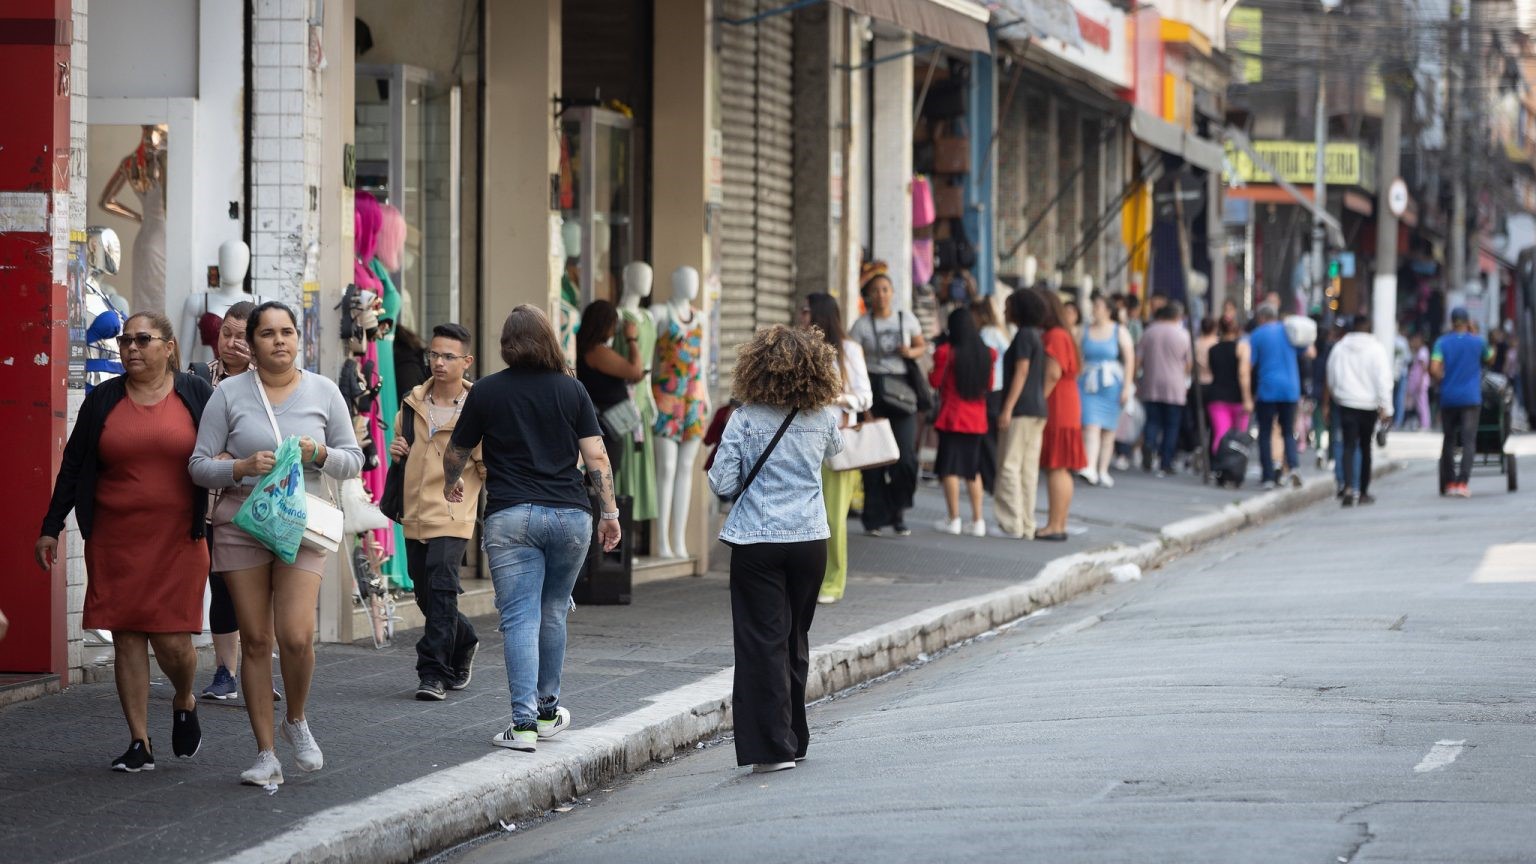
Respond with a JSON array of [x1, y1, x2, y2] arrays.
[[355, 65, 461, 333]]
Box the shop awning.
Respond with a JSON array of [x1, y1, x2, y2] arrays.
[[991, 0, 1082, 50], [833, 0, 992, 53], [1130, 108, 1224, 174]]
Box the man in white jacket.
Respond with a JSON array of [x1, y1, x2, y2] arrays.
[[1325, 316, 1394, 506]]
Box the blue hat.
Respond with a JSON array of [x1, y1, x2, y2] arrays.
[[1450, 307, 1470, 322]]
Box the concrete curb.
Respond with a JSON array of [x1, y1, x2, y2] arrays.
[[230, 461, 1406, 864]]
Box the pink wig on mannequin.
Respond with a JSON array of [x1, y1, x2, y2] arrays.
[[354, 191, 382, 292], [376, 204, 407, 272]]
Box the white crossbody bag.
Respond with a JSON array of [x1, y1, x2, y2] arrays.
[[254, 373, 345, 553]]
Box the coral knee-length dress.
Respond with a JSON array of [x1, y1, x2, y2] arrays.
[[1039, 326, 1087, 471], [82, 395, 210, 633]]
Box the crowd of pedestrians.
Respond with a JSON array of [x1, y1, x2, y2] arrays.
[[29, 267, 1512, 785]]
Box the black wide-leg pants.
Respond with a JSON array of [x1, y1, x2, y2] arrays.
[[728, 538, 827, 766]]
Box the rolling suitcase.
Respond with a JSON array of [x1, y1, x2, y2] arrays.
[[1214, 430, 1254, 488]]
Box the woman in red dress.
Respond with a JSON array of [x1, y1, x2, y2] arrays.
[[37, 312, 214, 772], [1035, 288, 1086, 541]]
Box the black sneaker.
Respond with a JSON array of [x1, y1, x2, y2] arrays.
[[1358, 493, 1376, 506], [171, 707, 201, 759], [448, 643, 478, 691], [111, 739, 154, 773], [415, 679, 447, 701]]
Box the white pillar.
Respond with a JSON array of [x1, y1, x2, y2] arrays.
[[871, 34, 913, 309]]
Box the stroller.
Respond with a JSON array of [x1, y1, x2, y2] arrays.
[[1438, 372, 1518, 494]]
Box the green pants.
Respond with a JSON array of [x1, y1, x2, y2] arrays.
[[820, 465, 857, 599]]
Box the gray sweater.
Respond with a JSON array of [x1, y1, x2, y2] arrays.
[[190, 370, 364, 489]]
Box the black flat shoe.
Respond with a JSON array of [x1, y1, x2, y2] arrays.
[[172, 707, 201, 759], [1035, 532, 1068, 542]]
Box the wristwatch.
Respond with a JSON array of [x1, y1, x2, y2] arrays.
[[600, 510, 620, 520]]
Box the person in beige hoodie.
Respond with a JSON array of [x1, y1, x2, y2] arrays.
[[390, 323, 485, 701]]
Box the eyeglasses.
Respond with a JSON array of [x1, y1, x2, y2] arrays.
[[116, 334, 168, 349], [426, 351, 468, 364]]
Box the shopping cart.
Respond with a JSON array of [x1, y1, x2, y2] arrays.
[[1438, 372, 1518, 494]]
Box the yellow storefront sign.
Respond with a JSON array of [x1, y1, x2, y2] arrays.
[[1224, 140, 1377, 193]]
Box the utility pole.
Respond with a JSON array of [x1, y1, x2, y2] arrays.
[[1312, 2, 1337, 319], [1448, 4, 1467, 303], [1373, 0, 1404, 358]]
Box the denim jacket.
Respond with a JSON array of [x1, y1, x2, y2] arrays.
[[707, 403, 842, 545]]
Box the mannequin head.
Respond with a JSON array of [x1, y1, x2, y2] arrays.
[[1022, 256, 1039, 289], [670, 266, 700, 304], [623, 262, 654, 303], [218, 240, 251, 290], [140, 124, 168, 151]]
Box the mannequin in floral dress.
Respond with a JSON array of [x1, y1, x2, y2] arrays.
[[651, 267, 709, 559]]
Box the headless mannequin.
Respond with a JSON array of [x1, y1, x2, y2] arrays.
[[180, 240, 274, 365], [652, 267, 709, 560]]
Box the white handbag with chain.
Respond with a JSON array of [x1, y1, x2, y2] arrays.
[[254, 373, 345, 553]]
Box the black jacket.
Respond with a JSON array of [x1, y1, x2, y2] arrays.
[[40, 372, 216, 541]]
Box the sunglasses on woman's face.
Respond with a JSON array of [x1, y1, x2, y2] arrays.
[[116, 334, 167, 349]]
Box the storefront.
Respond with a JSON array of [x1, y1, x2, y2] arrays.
[[993, 0, 1132, 301]]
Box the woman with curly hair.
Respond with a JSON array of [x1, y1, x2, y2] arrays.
[[707, 325, 843, 774]]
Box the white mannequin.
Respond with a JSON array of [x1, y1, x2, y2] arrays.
[[1022, 256, 1039, 288], [652, 266, 709, 560], [180, 240, 273, 365], [620, 261, 653, 312]]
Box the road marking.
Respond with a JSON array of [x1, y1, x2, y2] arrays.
[[1470, 544, 1536, 583], [1413, 740, 1466, 773]]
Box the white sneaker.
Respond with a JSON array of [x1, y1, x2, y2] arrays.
[[934, 518, 962, 535], [536, 705, 571, 739], [492, 724, 538, 752], [240, 750, 284, 786], [751, 761, 796, 774], [968, 520, 986, 537], [1077, 469, 1099, 486], [280, 718, 324, 772], [1098, 472, 1115, 488]]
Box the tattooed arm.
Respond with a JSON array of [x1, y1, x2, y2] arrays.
[[443, 443, 474, 503], [578, 435, 622, 552]]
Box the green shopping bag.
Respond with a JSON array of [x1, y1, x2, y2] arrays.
[[233, 436, 309, 564]]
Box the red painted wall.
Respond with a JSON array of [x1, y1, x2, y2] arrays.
[[0, 0, 73, 678]]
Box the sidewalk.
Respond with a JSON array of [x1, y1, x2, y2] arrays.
[[0, 461, 1328, 864]]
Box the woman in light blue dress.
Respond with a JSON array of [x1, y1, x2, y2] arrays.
[[1077, 292, 1135, 487]]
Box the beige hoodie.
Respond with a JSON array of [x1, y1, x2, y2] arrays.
[[394, 381, 485, 541]]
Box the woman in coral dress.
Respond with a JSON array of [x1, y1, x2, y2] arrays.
[[1035, 287, 1086, 541]]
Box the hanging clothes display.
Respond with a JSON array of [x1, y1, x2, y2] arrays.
[[371, 205, 410, 592], [615, 307, 658, 520], [353, 192, 408, 590]]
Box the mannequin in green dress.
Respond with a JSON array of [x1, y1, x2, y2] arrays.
[[372, 257, 412, 591], [615, 262, 658, 522]]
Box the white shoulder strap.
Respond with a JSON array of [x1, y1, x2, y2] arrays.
[[253, 372, 285, 446]]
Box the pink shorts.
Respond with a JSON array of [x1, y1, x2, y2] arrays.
[[210, 489, 331, 576]]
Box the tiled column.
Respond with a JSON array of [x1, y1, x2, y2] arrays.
[[249, 0, 322, 307]]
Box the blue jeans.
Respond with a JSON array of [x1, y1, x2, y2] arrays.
[[1255, 400, 1299, 483], [483, 504, 593, 726], [1142, 401, 1184, 472], [1329, 413, 1361, 488]]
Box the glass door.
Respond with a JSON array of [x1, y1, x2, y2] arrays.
[[560, 107, 637, 305]]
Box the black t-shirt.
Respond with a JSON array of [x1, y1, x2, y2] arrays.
[[450, 368, 603, 515], [1002, 326, 1048, 418]]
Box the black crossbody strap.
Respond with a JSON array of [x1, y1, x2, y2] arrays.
[[738, 407, 800, 500]]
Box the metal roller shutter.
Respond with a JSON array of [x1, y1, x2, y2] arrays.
[[717, 0, 795, 384]]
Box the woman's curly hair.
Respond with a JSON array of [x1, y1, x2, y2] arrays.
[[732, 324, 841, 411]]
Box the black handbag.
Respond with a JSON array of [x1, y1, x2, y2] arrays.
[[905, 355, 935, 415], [875, 373, 919, 418], [379, 402, 415, 524]]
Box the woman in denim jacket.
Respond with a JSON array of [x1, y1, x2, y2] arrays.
[[708, 325, 842, 774]]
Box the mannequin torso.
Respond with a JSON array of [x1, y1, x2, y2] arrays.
[[181, 240, 272, 366]]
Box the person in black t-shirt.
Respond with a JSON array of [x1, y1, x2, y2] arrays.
[[993, 288, 1049, 540], [445, 305, 621, 754]]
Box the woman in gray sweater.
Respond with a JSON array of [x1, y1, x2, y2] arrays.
[[190, 301, 363, 787]]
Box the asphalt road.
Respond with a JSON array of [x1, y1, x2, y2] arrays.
[[446, 460, 1536, 864]]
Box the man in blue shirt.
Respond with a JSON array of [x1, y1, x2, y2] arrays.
[[1248, 305, 1309, 489], [1431, 307, 1491, 497]]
